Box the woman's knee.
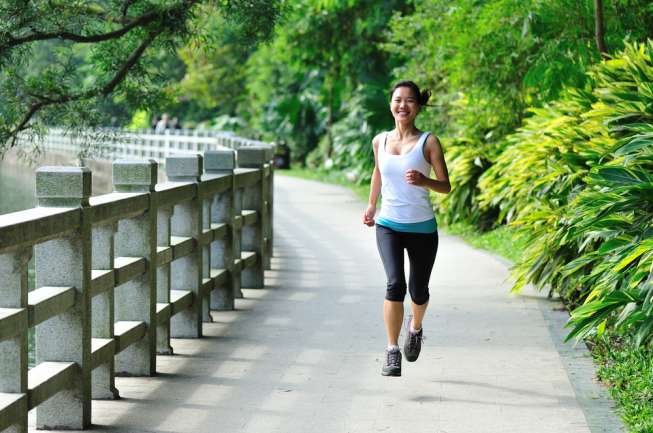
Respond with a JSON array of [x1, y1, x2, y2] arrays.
[[385, 282, 406, 302], [409, 287, 429, 305]]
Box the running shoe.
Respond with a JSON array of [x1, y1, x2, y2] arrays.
[[404, 317, 424, 362]]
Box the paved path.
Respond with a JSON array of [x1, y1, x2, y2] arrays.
[[34, 175, 600, 433]]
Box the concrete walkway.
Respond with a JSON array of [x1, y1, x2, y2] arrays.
[[34, 175, 601, 433]]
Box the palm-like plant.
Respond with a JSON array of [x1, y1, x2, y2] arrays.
[[433, 136, 493, 225], [565, 135, 653, 344], [477, 88, 601, 225], [480, 41, 653, 345]]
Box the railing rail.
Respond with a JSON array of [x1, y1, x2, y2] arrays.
[[0, 146, 274, 432], [23, 127, 268, 164]]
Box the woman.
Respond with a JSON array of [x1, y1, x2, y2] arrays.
[[363, 80, 451, 377]]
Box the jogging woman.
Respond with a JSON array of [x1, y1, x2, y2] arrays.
[[363, 80, 451, 377]]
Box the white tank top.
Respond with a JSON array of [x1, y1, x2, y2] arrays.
[[377, 131, 434, 223]]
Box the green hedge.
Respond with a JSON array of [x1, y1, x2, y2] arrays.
[[478, 41, 653, 344]]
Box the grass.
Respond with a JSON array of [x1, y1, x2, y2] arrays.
[[439, 221, 528, 264], [592, 336, 653, 433]]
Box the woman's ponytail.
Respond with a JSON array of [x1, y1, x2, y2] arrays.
[[419, 89, 431, 107]]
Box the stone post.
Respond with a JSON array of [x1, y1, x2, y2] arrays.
[[167, 154, 203, 338], [113, 160, 158, 376], [263, 146, 274, 270], [91, 222, 119, 399], [201, 185, 212, 323], [233, 176, 243, 299], [237, 147, 267, 289], [156, 206, 173, 354], [34, 166, 92, 429], [205, 150, 236, 310], [0, 248, 31, 433]]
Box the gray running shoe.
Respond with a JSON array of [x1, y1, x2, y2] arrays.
[[382, 347, 402, 376], [404, 318, 424, 362]]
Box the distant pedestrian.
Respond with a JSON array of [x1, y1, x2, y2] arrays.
[[155, 113, 170, 132], [363, 80, 451, 377], [170, 117, 182, 130]]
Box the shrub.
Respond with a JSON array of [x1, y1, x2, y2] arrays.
[[482, 41, 653, 344]]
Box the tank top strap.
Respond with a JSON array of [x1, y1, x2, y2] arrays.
[[418, 131, 431, 150]]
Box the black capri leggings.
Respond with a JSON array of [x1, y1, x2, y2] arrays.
[[375, 224, 439, 305]]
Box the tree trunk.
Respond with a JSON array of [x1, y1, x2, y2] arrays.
[[326, 76, 334, 159], [594, 0, 607, 57]]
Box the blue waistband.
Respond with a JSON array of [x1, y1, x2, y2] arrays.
[[376, 217, 437, 234]]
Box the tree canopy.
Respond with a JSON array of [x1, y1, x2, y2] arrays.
[[0, 0, 283, 152]]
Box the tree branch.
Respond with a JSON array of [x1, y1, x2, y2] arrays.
[[4, 0, 201, 149], [100, 32, 158, 96], [122, 0, 137, 19], [1, 10, 159, 50], [8, 31, 160, 142]]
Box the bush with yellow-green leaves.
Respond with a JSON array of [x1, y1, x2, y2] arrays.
[[478, 41, 653, 345]]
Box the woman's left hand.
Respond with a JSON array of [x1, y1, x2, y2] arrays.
[[405, 169, 427, 186]]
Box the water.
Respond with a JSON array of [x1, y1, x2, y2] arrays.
[[0, 158, 36, 214]]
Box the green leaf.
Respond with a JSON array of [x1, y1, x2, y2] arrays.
[[614, 244, 652, 273]]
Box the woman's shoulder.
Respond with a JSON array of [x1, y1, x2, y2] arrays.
[[424, 132, 441, 146], [423, 133, 444, 158], [372, 131, 388, 148]]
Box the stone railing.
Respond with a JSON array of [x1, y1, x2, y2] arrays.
[[0, 146, 273, 431], [31, 127, 268, 164]]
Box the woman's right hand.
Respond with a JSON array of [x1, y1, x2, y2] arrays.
[[363, 204, 376, 227]]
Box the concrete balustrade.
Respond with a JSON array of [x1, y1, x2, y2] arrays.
[[34, 167, 92, 430], [205, 150, 237, 311], [237, 147, 268, 289], [0, 147, 273, 432], [166, 155, 204, 338]]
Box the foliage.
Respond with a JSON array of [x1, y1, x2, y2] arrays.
[[175, 4, 262, 124], [593, 335, 653, 433], [128, 110, 150, 130], [385, 0, 653, 225], [0, 0, 283, 154], [433, 136, 491, 226], [440, 221, 527, 264], [477, 88, 601, 225], [325, 84, 392, 183], [565, 133, 653, 344], [245, 0, 409, 163], [480, 41, 653, 345]]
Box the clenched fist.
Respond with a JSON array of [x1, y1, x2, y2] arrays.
[[363, 204, 376, 226]]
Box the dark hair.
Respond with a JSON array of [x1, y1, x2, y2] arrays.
[[390, 80, 431, 107]]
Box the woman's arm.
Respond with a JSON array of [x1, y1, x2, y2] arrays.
[[363, 134, 383, 226], [405, 134, 451, 194]]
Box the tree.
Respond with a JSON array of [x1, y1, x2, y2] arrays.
[[0, 0, 283, 154], [245, 0, 411, 163], [176, 7, 255, 123], [594, 0, 607, 56]]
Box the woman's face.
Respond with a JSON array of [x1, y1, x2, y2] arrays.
[[390, 86, 419, 124]]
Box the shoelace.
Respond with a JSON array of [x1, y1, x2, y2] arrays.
[[387, 350, 400, 366], [406, 316, 426, 347], [407, 330, 426, 347]]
